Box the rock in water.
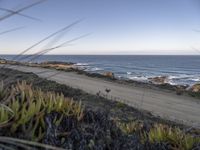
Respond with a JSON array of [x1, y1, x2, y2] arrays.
[[189, 84, 200, 92], [0, 59, 7, 64], [103, 72, 115, 79], [149, 76, 168, 85]]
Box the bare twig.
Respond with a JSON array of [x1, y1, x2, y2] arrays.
[[13, 20, 82, 61], [191, 46, 200, 54], [0, 136, 65, 150], [3, 33, 89, 77], [0, 0, 46, 22], [27, 33, 90, 62], [0, 26, 25, 36], [0, 7, 41, 22]]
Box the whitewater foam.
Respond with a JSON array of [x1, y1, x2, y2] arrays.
[[75, 63, 89, 66]]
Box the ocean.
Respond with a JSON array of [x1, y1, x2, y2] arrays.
[[1, 55, 200, 86]]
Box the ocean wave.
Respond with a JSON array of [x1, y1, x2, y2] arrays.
[[128, 76, 148, 81], [168, 75, 200, 81], [89, 67, 103, 71], [75, 63, 89, 66], [126, 74, 200, 86], [190, 78, 200, 82], [166, 80, 177, 85], [168, 75, 193, 80], [73, 60, 200, 86], [165, 75, 200, 85]]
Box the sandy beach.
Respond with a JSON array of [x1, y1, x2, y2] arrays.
[[3, 64, 200, 126]]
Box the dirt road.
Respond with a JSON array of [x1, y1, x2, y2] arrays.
[[4, 65, 200, 126]]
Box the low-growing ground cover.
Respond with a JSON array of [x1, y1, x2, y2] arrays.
[[0, 68, 199, 150]]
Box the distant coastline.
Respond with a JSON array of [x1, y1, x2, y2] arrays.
[[1, 55, 200, 86], [1, 57, 200, 99]]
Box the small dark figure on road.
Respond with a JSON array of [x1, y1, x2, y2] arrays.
[[105, 88, 111, 94]]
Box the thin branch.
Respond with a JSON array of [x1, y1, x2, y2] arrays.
[[0, 20, 84, 81], [13, 20, 82, 61], [0, 26, 25, 36], [0, 0, 47, 22], [0, 136, 65, 150], [191, 46, 200, 54], [1, 33, 89, 83], [0, 7, 41, 22], [20, 33, 90, 62], [192, 29, 200, 32]]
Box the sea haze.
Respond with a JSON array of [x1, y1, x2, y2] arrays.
[[1, 55, 200, 86]]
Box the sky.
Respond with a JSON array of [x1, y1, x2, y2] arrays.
[[0, 0, 200, 55]]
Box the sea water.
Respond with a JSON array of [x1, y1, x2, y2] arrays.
[[1, 55, 200, 86]]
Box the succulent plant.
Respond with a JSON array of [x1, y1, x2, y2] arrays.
[[117, 121, 143, 135], [0, 80, 199, 149], [0, 81, 84, 141], [142, 124, 200, 150]]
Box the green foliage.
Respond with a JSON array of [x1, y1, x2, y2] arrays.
[[0, 104, 14, 126], [143, 124, 200, 150], [117, 121, 143, 134], [43, 91, 84, 121], [0, 83, 14, 127], [116, 101, 126, 109], [0, 81, 5, 100], [0, 81, 10, 102], [0, 81, 84, 141], [188, 91, 200, 99], [0, 80, 199, 149]]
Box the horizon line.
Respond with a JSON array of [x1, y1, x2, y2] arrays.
[[0, 54, 200, 56]]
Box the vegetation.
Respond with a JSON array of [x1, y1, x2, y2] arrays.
[[0, 0, 199, 148], [117, 121, 143, 134], [188, 91, 200, 99], [0, 78, 199, 149], [142, 124, 200, 150], [0, 104, 14, 127], [116, 101, 127, 109], [0, 81, 84, 142]]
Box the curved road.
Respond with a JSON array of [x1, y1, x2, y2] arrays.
[[4, 65, 200, 126]]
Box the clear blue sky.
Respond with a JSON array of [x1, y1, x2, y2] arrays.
[[0, 0, 200, 55]]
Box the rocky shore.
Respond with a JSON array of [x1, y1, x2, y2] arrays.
[[1, 58, 200, 99], [0, 59, 200, 149]]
